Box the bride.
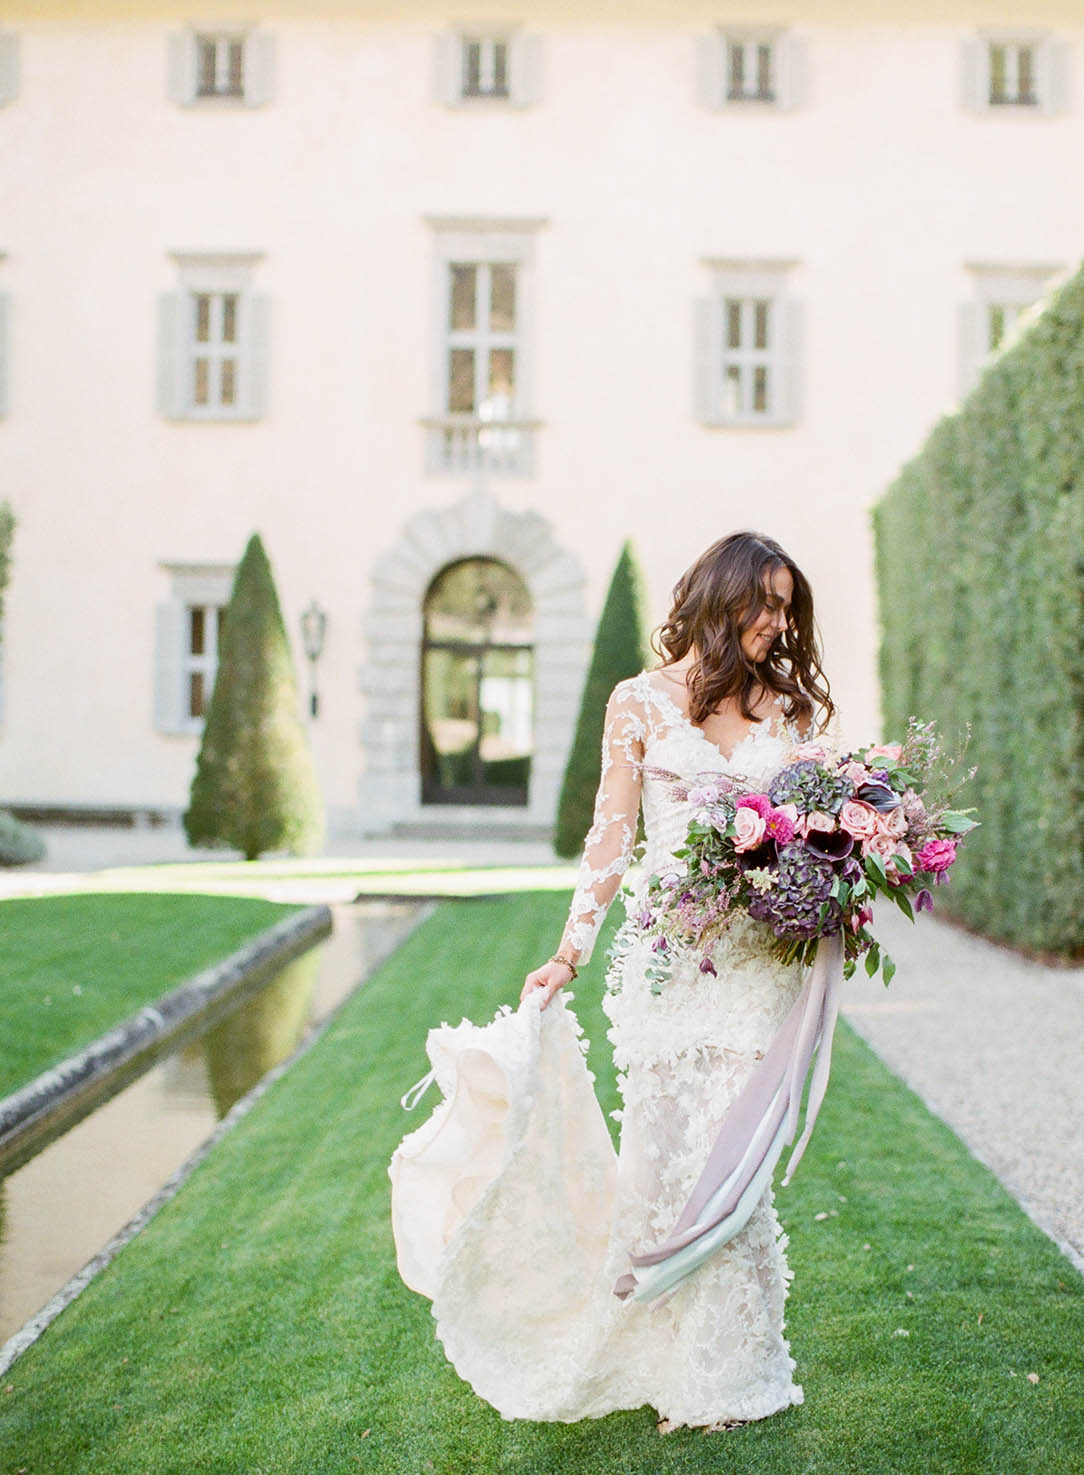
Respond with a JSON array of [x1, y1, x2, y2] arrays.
[[390, 530, 837, 1432]]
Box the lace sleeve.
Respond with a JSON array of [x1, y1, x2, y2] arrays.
[[556, 683, 646, 966]]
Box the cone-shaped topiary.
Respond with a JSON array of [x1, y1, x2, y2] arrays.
[[553, 540, 650, 858], [184, 533, 324, 861]]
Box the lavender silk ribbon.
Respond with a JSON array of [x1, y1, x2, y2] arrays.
[[614, 932, 844, 1304]]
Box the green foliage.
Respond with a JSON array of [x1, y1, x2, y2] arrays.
[[873, 266, 1084, 955], [3, 893, 1082, 1475], [0, 499, 14, 631], [184, 534, 324, 861], [553, 541, 650, 858]]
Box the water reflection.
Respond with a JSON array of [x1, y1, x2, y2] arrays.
[[0, 900, 425, 1344], [203, 951, 319, 1116]]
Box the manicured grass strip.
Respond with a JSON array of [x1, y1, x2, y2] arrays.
[[2, 893, 1080, 1475], [0, 893, 300, 1099]]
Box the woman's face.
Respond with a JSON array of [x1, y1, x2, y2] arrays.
[[740, 564, 793, 664]]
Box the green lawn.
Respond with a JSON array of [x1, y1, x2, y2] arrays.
[[1, 893, 1080, 1474], [0, 893, 301, 1099]]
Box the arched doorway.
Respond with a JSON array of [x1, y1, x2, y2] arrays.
[[420, 557, 533, 806]]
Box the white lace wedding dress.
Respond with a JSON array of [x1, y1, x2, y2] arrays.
[[390, 671, 811, 1427]]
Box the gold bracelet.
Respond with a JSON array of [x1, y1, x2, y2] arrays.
[[549, 954, 579, 980]]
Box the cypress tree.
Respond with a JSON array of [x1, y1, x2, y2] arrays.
[[553, 540, 650, 859], [184, 534, 324, 861]]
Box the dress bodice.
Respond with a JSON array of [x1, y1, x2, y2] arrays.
[[558, 671, 808, 964]]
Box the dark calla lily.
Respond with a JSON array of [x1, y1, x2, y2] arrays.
[[804, 828, 855, 862], [856, 781, 902, 813]]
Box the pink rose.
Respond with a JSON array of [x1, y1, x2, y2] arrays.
[[863, 834, 912, 883], [877, 807, 909, 839], [775, 802, 799, 825], [840, 799, 880, 842], [806, 810, 836, 833], [916, 838, 957, 873], [732, 806, 767, 852], [866, 743, 903, 763], [841, 761, 871, 787], [736, 793, 773, 820], [794, 741, 829, 762]]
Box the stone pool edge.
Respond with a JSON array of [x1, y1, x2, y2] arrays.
[[0, 899, 435, 1377], [0, 904, 333, 1177]]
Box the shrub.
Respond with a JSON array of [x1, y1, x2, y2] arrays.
[[0, 809, 47, 867], [553, 541, 650, 858], [184, 534, 324, 861], [873, 267, 1084, 955]]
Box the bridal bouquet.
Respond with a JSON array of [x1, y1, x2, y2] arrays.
[[637, 719, 978, 989]]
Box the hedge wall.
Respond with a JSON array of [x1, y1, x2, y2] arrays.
[[873, 266, 1084, 956]]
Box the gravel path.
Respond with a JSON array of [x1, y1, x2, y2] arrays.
[[841, 905, 1084, 1273]]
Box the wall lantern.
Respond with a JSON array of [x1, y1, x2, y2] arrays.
[[299, 599, 328, 718]]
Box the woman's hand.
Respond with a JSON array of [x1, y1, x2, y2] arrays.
[[520, 960, 574, 1010]]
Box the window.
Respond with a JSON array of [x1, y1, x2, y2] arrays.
[[960, 265, 1061, 395], [195, 33, 245, 98], [695, 264, 801, 427], [434, 28, 541, 107], [424, 218, 544, 475], [0, 31, 19, 107], [696, 27, 806, 111], [167, 26, 275, 107], [962, 33, 1069, 116], [420, 558, 533, 807], [157, 254, 268, 422], [154, 566, 234, 735]]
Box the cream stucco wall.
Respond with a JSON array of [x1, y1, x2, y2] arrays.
[[1, 8, 1081, 828]]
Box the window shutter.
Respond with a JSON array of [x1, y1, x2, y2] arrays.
[[776, 33, 809, 110], [241, 292, 270, 419], [695, 33, 723, 110], [153, 602, 187, 734], [510, 32, 542, 107], [960, 38, 987, 113], [1040, 38, 1071, 116], [156, 292, 185, 419], [0, 31, 20, 106], [166, 31, 196, 105], [244, 31, 276, 106], [0, 294, 10, 418], [434, 30, 462, 106], [694, 297, 722, 425], [773, 300, 803, 426]]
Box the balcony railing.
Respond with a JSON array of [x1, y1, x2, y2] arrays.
[[422, 415, 540, 476]]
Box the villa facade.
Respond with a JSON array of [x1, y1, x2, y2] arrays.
[[1, 1, 1081, 836]]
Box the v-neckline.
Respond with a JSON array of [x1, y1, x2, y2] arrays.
[[639, 671, 780, 767]]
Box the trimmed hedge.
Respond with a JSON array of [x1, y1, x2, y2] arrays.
[[873, 266, 1084, 955], [553, 541, 650, 858], [184, 534, 324, 861]]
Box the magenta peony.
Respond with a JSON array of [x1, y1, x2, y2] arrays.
[[916, 838, 957, 873], [736, 793, 773, 819]]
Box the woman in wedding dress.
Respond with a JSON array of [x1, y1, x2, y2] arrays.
[[390, 530, 837, 1432]]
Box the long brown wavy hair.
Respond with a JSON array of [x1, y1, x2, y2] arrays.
[[651, 531, 834, 731]]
